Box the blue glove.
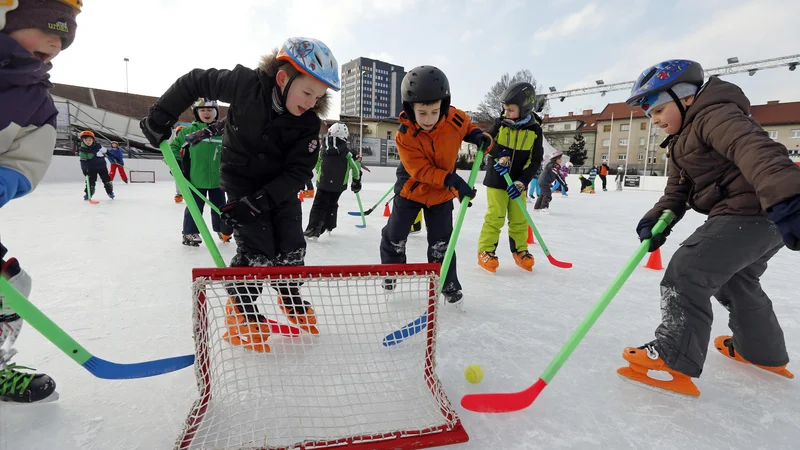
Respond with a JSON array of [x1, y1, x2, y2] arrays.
[[506, 181, 525, 200], [493, 162, 509, 176], [767, 196, 800, 251]]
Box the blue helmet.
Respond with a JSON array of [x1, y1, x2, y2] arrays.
[[277, 37, 340, 91], [626, 59, 704, 107]]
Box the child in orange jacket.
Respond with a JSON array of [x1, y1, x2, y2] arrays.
[[379, 66, 493, 306]]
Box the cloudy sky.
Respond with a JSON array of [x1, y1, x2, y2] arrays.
[[50, 0, 800, 119]]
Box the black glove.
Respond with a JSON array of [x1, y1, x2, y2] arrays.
[[220, 196, 265, 228], [767, 196, 800, 251], [444, 173, 476, 203], [139, 104, 177, 147], [637, 217, 672, 252], [351, 178, 362, 194], [475, 132, 493, 152], [183, 127, 213, 147]]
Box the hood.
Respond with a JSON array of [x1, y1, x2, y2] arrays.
[[684, 77, 750, 126], [259, 49, 330, 118], [0, 33, 53, 90]]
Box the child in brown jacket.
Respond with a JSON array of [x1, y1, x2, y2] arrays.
[[618, 59, 800, 396]]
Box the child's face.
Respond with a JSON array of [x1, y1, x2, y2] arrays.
[[197, 108, 216, 124], [278, 70, 328, 117], [648, 96, 694, 135], [82, 136, 94, 146], [9, 29, 63, 64], [412, 100, 442, 131], [503, 104, 520, 119], [555, 157, 562, 165]]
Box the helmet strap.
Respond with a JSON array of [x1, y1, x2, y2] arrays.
[[665, 88, 687, 124], [280, 72, 300, 110]]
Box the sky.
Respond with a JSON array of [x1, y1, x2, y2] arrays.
[[49, 0, 800, 120]]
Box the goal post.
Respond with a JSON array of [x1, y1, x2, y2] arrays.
[[178, 263, 469, 450], [129, 170, 156, 183]]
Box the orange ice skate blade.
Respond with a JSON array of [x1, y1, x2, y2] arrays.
[[617, 365, 700, 397], [223, 323, 271, 352], [279, 305, 320, 335], [714, 336, 794, 379]]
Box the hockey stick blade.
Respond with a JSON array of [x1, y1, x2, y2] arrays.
[[355, 224, 367, 229], [547, 254, 572, 269], [461, 378, 547, 413], [383, 314, 427, 347], [348, 209, 373, 216], [265, 318, 302, 336], [88, 199, 99, 205], [82, 354, 195, 380]]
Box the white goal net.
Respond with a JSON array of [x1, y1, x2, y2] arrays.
[[177, 264, 468, 450]]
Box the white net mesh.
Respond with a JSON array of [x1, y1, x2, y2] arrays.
[[177, 265, 466, 450], [129, 170, 155, 183]]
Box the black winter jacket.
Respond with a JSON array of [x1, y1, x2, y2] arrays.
[[483, 116, 543, 189]]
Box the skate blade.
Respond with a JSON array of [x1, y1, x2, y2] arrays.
[[514, 263, 533, 273], [0, 391, 60, 404], [478, 265, 497, 274], [617, 366, 700, 397], [446, 298, 466, 313]]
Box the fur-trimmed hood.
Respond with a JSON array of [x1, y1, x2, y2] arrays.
[[259, 49, 331, 119]]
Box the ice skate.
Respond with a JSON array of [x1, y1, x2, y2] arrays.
[[478, 251, 499, 273], [0, 359, 58, 403], [278, 294, 319, 335], [714, 335, 794, 379], [443, 290, 464, 311], [512, 250, 534, 272], [221, 298, 270, 352], [617, 343, 700, 397], [182, 234, 201, 247], [303, 226, 322, 241], [174, 194, 183, 203], [218, 232, 232, 243]]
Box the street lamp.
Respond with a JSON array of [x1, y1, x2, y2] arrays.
[[548, 86, 557, 92], [124, 58, 130, 93], [727, 57, 739, 64]]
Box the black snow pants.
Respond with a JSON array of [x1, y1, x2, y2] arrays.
[[306, 189, 343, 233]]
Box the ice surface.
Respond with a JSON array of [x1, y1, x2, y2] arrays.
[[1, 180, 798, 449]]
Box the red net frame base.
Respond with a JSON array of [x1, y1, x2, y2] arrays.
[[177, 264, 469, 450], [129, 170, 155, 183]]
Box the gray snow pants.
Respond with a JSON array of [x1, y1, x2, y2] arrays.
[[654, 215, 788, 378]]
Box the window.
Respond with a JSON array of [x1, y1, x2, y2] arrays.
[[640, 122, 647, 130], [603, 125, 612, 132], [792, 130, 800, 138], [639, 137, 646, 146], [601, 154, 609, 161], [649, 157, 657, 164], [602, 139, 610, 147], [387, 131, 393, 139], [564, 124, 572, 130], [547, 124, 555, 131], [638, 153, 644, 161], [767, 130, 778, 140], [619, 139, 628, 147], [620, 124, 630, 132], [618, 154, 627, 160]]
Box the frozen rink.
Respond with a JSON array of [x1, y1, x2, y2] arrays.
[[1, 179, 798, 450]]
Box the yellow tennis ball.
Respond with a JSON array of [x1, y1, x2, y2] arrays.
[[464, 364, 484, 384]]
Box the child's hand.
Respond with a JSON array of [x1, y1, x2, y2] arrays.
[[767, 196, 800, 251], [636, 217, 672, 252], [506, 181, 525, 200], [493, 162, 509, 176], [444, 173, 476, 202], [220, 197, 263, 228]]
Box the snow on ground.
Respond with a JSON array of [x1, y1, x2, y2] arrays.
[[1, 180, 798, 450]]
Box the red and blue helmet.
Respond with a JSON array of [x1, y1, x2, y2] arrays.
[[626, 60, 704, 109], [277, 37, 340, 91]]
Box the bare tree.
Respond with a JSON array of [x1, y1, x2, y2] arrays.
[[475, 69, 548, 124]]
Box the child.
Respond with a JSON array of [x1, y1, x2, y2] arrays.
[[618, 59, 800, 396], [171, 98, 232, 246], [0, 0, 81, 402], [588, 165, 598, 193], [615, 165, 624, 191], [477, 82, 543, 273], [106, 141, 128, 183], [553, 161, 571, 197], [528, 160, 543, 199], [172, 125, 186, 203], [140, 37, 338, 345], [303, 122, 361, 239], [534, 151, 567, 213], [380, 65, 492, 305], [78, 130, 114, 200], [599, 161, 609, 191], [578, 174, 593, 192]]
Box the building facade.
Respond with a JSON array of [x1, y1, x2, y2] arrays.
[[751, 100, 800, 162], [541, 110, 599, 168], [592, 103, 667, 174], [340, 57, 406, 119]]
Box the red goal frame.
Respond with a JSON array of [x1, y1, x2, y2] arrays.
[[178, 263, 469, 450]]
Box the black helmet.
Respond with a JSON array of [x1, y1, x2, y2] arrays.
[[500, 82, 537, 117], [401, 66, 451, 121]]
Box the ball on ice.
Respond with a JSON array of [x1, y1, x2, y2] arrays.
[[464, 364, 484, 384]]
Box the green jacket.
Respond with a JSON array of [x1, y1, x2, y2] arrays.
[[169, 121, 222, 189]]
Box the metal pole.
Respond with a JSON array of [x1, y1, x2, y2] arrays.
[[124, 58, 129, 93], [643, 118, 652, 176], [623, 111, 633, 183], [359, 69, 364, 158], [607, 112, 614, 167]]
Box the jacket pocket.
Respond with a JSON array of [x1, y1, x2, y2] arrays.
[[220, 147, 249, 167]]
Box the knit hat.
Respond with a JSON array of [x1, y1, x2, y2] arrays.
[[640, 82, 699, 117], [1, 0, 80, 50]]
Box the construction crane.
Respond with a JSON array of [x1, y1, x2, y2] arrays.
[[542, 54, 800, 101]]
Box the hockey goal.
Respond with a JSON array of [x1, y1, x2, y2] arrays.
[[178, 263, 468, 450], [129, 170, 155, 183]]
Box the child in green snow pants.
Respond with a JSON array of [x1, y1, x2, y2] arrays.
[[478, 187, 529, 253]]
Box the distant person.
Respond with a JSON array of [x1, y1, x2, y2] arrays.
[[106, 141, 128, 183]]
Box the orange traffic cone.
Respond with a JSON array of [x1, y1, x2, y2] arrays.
[[383, 202, 391, 217], [526, 226, 535, 244], [298, 191, 304, 202], [644, 248, 664, 270]]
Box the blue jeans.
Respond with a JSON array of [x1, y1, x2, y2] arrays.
[[183, 187, 228, 234], [528, 178, 541, 197], [551, 181, 568, 195]]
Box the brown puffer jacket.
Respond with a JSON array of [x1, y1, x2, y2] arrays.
[[644, 77, 800, 223]]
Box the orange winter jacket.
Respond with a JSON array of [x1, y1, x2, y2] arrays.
[[394, 107, 488, 206], [599, 164, 609, 176]]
